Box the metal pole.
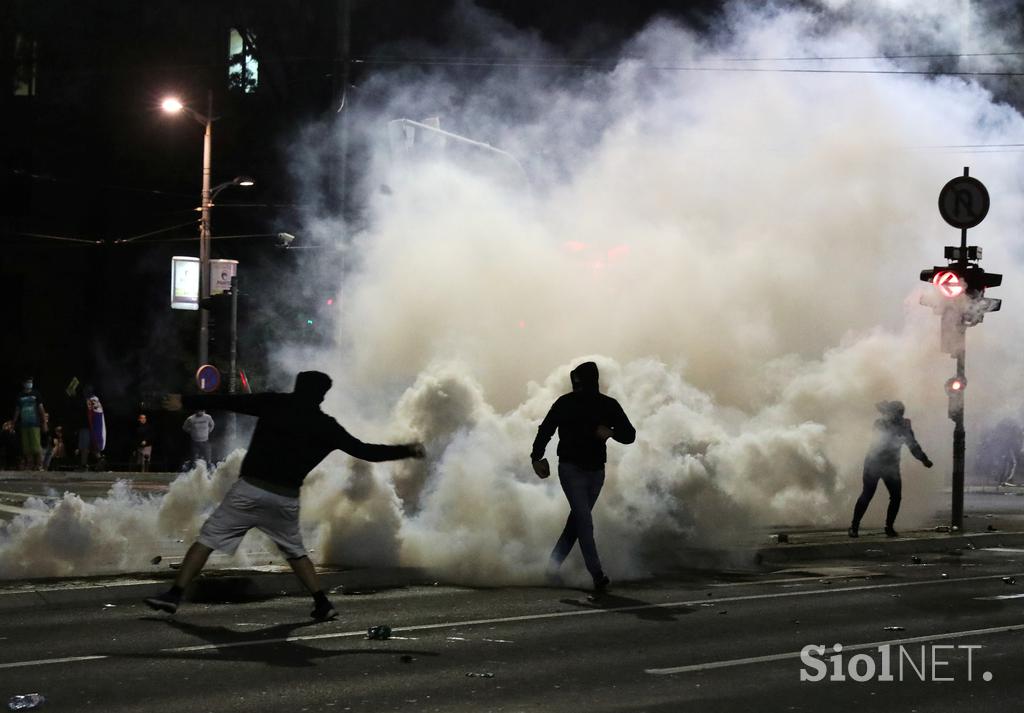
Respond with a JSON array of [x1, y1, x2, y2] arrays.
[[337, 0, 351, 216], [951, 165, 969, 530], [229, 275, 238, 394], [198, 90, 213, 368], [952, 351, 966, 530], [228, 274, 239, 448]]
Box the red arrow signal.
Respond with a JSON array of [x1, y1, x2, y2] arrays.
[[932, 270, 965, 298]]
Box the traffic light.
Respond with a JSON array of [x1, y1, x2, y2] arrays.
[[945, 375, 965, 420], [920, 266, 965, 298], [921, 263, 1002, 325], [199, 292, 233, 358]]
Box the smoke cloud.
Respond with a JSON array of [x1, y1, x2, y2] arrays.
[[4, 1, 1024, 583]]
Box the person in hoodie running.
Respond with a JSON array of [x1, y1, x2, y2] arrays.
[[145, 371, 425, 621], [531, 361, 636, 591], [849, 400, 932, 539]]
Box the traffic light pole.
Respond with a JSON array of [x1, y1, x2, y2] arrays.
[[926, 167, 1000, 533], [951, 224, 967, 532], [951, 351, 966, 531]]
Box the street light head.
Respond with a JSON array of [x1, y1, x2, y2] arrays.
[[277, 232, 295, 246], [235, 176, 255, 187], [161, 97, 184, 113]]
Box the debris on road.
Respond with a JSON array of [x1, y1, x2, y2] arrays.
[[466, 672, 495, 678], [367, 625, 392, 640], [883, 626, 905, 632], [987, 525, 998, 532], [940, 573, 949, 579], [1002, 577, 1016, 585], [910, 556, 923, 564], [934, 526, 950, 533], [150, 555, 162, 565], [7, 693, 46, 711]]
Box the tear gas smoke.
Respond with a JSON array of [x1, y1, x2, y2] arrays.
[[5, 1, 1024, 583]]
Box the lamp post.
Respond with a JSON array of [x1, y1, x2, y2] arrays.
[[161, 93, 253, 368]]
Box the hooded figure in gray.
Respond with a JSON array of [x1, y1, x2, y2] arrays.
[[849, 400, 932, 538], [531, 362, 636, 590]]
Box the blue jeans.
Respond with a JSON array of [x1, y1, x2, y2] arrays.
[[550, 462, 605, 580]]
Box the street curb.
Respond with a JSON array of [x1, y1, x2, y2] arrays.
[[0, 566, 432, 611], [0, 470, 179, 483], [755, 530, 1024, 564]]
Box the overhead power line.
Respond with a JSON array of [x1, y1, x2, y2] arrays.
[[351, 56, 1024, 77]]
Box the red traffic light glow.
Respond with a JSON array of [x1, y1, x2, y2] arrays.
[[945, 376, 966, 393], [932, 270, 965, 298]]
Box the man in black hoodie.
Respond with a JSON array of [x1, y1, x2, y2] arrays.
[[531, 362, 636, 591], [145, 371, 425, 620]]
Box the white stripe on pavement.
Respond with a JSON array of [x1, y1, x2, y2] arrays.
[[975, 593, 1024, 601], [0, 654, 109, 669], [645, 622, 1024, 675], [1, 571, 1022, 670]]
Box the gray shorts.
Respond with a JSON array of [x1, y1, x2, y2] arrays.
[[197, 478, 307, 559]]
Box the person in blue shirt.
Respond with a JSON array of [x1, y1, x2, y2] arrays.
[[12, 378, 47, 471]]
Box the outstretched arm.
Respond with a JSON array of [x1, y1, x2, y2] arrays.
[[904, 420, 932, 467], [329, 421, 424, 462]]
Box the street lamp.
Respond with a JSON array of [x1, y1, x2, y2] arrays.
[[161, 93, 252, 368]]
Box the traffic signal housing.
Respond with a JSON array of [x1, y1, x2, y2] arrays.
[[921, 263, 1002, 326], [945, 375, 965, 420]]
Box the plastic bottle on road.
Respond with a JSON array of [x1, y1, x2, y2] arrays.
[[7, 693, 46, 711]]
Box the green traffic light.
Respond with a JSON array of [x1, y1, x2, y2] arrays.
[[306, 319, 314, 326]]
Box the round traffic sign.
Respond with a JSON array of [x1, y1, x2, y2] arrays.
[[932, 270, 965, 298], [938, 175, 989, 229], [195, 364, 222, 393]]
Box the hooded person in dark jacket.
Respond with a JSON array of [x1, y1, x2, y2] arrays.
[[531, 362, 636, 591], [145, 371, 425, 620], [849, 400, 932, 539]]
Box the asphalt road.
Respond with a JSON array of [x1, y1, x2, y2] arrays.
[[2, 549, 1023, 712]]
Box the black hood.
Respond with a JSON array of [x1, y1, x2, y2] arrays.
[[876, 400, 905, 420], [570, 362, 600, 392], [294, 371, 332, 404]]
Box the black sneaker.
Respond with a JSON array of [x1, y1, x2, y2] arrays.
[[885, 527, 899, 538], [143, 593, 179, 614], [848, 526, 859, 538], [310, 601, 338, 621], [593, 575, 611, 593]]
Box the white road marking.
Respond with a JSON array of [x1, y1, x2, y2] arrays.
[[645, 622, 1024, 675], [0, 655, 109, 669], [709, 573, 880, 588], [0, 503, 32, 516], [975, 593, 1024, 601], [1, 571, 1022, 670]]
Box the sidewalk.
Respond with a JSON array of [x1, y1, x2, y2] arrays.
[[0, 469, 180, 483], [752, 524, 1024, 565]]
